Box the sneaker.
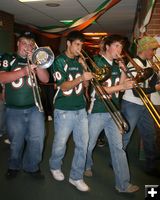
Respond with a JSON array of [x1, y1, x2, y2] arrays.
[[84, 169, 93, 177], [4, 139, 11, 144], [48, 116, 52, 121], [69, 178, 90, 192], [116, 184, 139, 193], [50, 169, 64, 181], [6, 169, 19, 179]]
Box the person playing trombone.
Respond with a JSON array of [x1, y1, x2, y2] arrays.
[[84, 35, 139, 193], [49, 31, 93, 192], [121, 36, 160, 177], [0, 32, 49, 179]]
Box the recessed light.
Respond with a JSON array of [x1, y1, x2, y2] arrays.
[[18, 0, 47, 2], [46, 3, 60, 7]]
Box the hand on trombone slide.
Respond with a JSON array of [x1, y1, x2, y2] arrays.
[[122, 78, 135, 90], [81, 72, 94, 82], [22, 64, 37, 77]]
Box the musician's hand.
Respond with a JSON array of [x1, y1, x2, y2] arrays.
[[156, 83, 160, 91], [122, 78, 135, 90], [23, 64, 37, 76], [78, 57, 88, 71], [26, 51, 33, 61], [118, 60, 127, 72], [29, 64, 37, 71], [82, 72, 93, 81]]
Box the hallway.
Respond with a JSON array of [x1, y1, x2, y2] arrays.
[[0, 121, 159, 200]]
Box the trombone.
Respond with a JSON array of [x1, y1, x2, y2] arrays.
[[27, 45, 54, 112], [119, 50, 160, 128], [79, 50, 129, 134], [147, 54, 160, 76]]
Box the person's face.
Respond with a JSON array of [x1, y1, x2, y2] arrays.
[[106, 41, 123, 60], [17, 37, 35, 57], [143, 48, 156, 60], [67, 39, 83, 57]]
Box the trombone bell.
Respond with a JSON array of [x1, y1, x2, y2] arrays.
[[32, 47, 54, 69], [134, 68, 154, 83]]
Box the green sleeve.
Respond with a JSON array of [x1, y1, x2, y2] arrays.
[[0, 53, 15, 72], [52, 55, 68, 86]]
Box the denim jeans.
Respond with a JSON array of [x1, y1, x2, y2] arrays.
[[6, 106, 45, 172], [86, 113, 130, 191], [0, 100, 6, 135], [49, 108, 89, 180], [121, 100, 157, 170]]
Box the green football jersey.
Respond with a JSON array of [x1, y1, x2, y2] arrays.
[[52, 53, 86, 110], [88, 55, 121, 113], [0, 53, 35, 108]]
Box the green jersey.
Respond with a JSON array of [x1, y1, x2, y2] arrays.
[[52, 53, 86, 110], [88, 55, 121, 113], [0, 53, 35, 108]]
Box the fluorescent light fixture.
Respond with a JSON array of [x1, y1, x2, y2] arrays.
[[91, 37, 101, 40], [60, 20, 73, 23], [83, 32, 108, 36], [18, 0, 47, 2]]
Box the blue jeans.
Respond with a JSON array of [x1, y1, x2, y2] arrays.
[[0, 100, 6, 135], [49, 108, 89, 180], [86, 113, 130, 192], [6, 106, 45, 172], [121, 100, 157, 170]]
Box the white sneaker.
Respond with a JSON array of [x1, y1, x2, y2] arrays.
[[4, 139, 11, 144], [69, 178, 90, 192], [50, 169, 64, 181], [48, 116, 52, 121]]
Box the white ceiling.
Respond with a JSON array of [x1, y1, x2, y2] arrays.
[[0, 0, 138, 37]]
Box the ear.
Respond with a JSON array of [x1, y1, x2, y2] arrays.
[[17, 41, 19, 47], [67, 40, 71, 47], [106, 45, 109, 51]]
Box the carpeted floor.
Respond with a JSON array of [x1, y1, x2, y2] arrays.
[[0, 121, 159, 200]]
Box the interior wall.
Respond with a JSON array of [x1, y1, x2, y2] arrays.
[[0, 11, 14, 54]]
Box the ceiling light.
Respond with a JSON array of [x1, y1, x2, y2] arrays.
[[83, 33, 108, 36], [18, 0, 48, 2], [91, 37, 101, 40], [60, 20, 73, 25], [60, 20, 73, 23]]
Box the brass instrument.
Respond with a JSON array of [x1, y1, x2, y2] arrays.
[[119, 51, 160, 128], [27, 45, 54, 112], [79, 50, 129, 134], [81, 50, 111, 83], [147, 55, 160, 76], [122, 51, 154, 82]]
